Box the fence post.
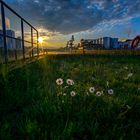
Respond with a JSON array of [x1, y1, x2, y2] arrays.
[[21, 20, 25, 60], [37, 31, 39, 57], [14, 42, 17, 60], [1, 3, 8, 63], [31, 28, 33, 57]]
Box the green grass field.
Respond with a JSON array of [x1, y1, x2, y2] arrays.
[[0, 55, 140, 140]]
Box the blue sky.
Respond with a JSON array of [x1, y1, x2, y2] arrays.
[[4, 0, 140, 47]]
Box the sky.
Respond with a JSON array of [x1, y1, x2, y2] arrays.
[[3, 0, 140, 48]]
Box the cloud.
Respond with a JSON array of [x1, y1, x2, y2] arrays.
[[4, 0, 140, 35]]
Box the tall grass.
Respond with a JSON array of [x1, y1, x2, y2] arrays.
[[0, 55, 140, 140]]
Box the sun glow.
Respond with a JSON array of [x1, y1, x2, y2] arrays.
[[38, 37, 43, 44]]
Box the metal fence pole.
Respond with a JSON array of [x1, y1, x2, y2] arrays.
[[21, 20, 25, 60], [1, 3, 8, 63], [37, 31, 39, 57], [31, 28, 33, 57], [14, 41, 17, 60], [0, 0, 39, 63]]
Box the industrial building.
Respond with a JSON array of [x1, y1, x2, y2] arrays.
[[0, 29, 22, 49], [0, 17, 10, 29], [103, 37, 118, 49], [0, 17, 22, 50], [6, 30, 16, 49], [118, 40, 132, 49], [80, 37, 119, 49]]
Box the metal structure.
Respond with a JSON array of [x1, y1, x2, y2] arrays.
[[66, 35, 75, 49], [0, 0, 39, 63], [131, 35, 140, 49]]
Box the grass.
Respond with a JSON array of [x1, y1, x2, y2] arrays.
[[0, 55, 140, 140]]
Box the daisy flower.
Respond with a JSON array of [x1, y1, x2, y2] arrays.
[[96, 91, 102, 96], [89, 87, 95, 93], [108, 89, 114, 95], [56, 78, 63, 85], [66, 79, 74, 85], [70, 91, 77, 97]]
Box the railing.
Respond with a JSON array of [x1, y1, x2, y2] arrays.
[[0, 0, 39, 63]]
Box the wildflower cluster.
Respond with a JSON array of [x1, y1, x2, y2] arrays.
[[88, 86, 114, 97], [56, 78, 115, 98], [56, 78, 76, 97]]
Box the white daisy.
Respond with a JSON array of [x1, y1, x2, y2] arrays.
[[70, 91, 77, 97], [63, 93, 66, 96], [96, 91, 102, 96], [66, 79, 74, 85], [56, 78, 63, 85], [108, 89, 114, 95], [89, 87, 95, 93]]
